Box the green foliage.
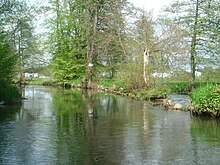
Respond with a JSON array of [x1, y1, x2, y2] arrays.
[[99, 79, 123, 88], [164, 0, 220, 74], [0, 83, 21, 104], [191, 84, 220, 116], [138, 87, 168, 100], [165, 81, 220, 94], [48, 0, 87, 83], [168, 82, 190, 93], [0, 34, 16, 83], [117, 60, 146, 89], [0, 33, 21, 103]]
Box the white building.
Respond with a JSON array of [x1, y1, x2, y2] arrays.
[[25, 73, 39, 78]]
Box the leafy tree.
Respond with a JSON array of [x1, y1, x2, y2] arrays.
[[0, 32, 20, 102], [48, 0, 87, 84]]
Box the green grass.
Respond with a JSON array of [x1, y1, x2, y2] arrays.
[[24, 78, 52, 85], [166, 81, 220, 94], [168, 82, 190, 93], [99, 79, 123, 88]]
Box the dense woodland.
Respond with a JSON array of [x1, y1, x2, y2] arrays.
[[0, 0, 219, 109]]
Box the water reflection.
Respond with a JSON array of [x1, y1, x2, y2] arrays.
[[191, 117, 220, 147], [0, 86, 220, 164]]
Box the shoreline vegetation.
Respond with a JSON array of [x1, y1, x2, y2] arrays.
[[0, 84, 22, 105], [22, 78, 220, 118], [0, 0, 219, 123]]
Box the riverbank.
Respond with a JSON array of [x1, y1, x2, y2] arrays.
[[0, 83, 22, 105], [26, 78, 168, 100], [25, 78, 220, 117], [191, 84, 220, 118]]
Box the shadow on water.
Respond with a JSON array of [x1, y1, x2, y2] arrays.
[[0, 105, 21, 124]]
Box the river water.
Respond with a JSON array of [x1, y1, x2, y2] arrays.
[[0, 86, 220, 165]]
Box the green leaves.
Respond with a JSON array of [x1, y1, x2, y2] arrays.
[[191, 84, 220, 115], [0, 33, 21, 102], [48, 0, 87, 83]]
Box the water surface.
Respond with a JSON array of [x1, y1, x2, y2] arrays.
[[0, 86, 220, 165]]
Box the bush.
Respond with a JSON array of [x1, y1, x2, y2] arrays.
[[0, 83, 21, 104], [191, 84, 220, 117]]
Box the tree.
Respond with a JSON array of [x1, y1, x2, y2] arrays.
[[48, 0, 87, 84], [118, 6, 187, 89], [47, 0, 129, 88], [1, 0, 40, 85], [164, 0, 220, 89], [0, 33, 17, 85], [0, 32, 20, 102], [85, 0, 98, 88], [116, 7, 156, 89], [94, 0, 128, 79]]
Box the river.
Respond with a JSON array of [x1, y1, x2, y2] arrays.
[[0, 86, 220, 165]]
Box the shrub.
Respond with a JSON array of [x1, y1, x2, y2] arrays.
[[0, 83, 21, 104], [191, 84, 220, 117]]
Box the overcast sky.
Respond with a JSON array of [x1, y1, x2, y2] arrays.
[[130, 0, 175, 17]]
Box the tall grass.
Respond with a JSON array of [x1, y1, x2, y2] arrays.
[[167, 82, 220, 94]]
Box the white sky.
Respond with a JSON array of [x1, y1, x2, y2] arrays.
[[130, 0, 175, 17]]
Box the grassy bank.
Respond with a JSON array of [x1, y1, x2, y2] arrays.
[[166, 81, 220, 94], [191, 84, 220, 118]]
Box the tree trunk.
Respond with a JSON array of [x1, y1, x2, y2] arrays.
[[190, 0, 199, 91], [85, 0, 98, 89], [143, 49, 150, 86]]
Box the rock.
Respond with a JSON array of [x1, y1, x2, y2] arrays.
[[163, 98, 173, 108], [173, 103, 182, 110]]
